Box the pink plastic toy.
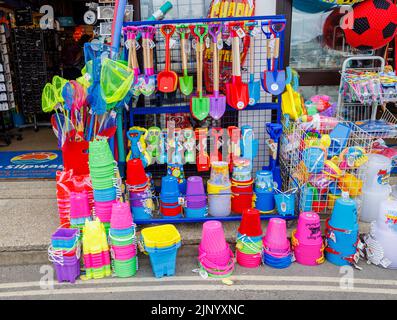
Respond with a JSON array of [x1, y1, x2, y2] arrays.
[[110, 201, 134, 230], [263, 218, 291, 257]]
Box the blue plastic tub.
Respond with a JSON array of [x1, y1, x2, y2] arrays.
[[131, 206, 152, 220], [94, 187, 117, 202], [145, 242, 181, 278], [262, 252, 292, 269], [327, 228, 358, 255], [325, 250, 354, 267], [110, 226, 135, 237], [184, 207, 207, 219], [51, 228, 79, 249]]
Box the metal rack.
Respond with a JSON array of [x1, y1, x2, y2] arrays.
[[122, 15, 290, 224], [337, 56, 397, 139]]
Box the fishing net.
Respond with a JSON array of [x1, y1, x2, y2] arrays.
[[42, 83, 58, 113], [52, 76, 68, 104], [100, 58, 134, 106]]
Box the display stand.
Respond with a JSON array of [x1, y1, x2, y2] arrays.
[[123, 16, 292, 224]]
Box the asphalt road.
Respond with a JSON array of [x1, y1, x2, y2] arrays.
[[0, 251, 397, 301]]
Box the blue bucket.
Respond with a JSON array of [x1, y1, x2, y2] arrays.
[[255, 192, 275, 212], [161, 214, 183, 219], [327, 228, 359, 254], [185, 207, 207, 219], [274, 188, 297, 217], [146, 242, 181, 278], [329, 196, 358, 231], [263, 252, 292, 269], [325, 250, 353, 267], [131, 206, 151, 220], [110, 226, 135, 237], [94, 187, 117, 202]]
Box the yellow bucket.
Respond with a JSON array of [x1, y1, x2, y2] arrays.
[[82, 220, 109, 254], [207, 181, 231, 195], [141, 224, 181, 249], [338, 174, 363, 197], [327, 194, 340, 210]]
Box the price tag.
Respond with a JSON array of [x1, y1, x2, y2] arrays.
[[137, 141, 143, 152], [169, 38, 177, 49], [251, 27, 260, 38], [199, 269, 208, 279], [380, 258, 392, 268], [184, 41, 191, 54], [205, 36, 211, 49], [329, 231, 336, 243], [224, 37, 232, 47], [217, 38, 224, 50], [178, 197, 185, 206], [236, 27, 246, 38], [192, 38, 197, 51]]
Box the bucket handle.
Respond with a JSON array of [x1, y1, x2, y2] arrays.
[[198, 249, 235, 272], [109, 228, 136, 243], [236, 234, 263, 253]]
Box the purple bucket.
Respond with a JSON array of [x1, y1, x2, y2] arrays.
[[53, 256, 80, 283], [186, 198, 207, 209], [129, 191, 150, 208]]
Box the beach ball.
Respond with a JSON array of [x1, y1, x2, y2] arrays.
[[342, 0, 397, 50]]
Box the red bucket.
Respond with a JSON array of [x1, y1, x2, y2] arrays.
[[62, 140, 89, 176], [238, 208, 262, 237], [232, 184, 253, 214], [126, 159, 148, 186], [160, 204, 182, 217]]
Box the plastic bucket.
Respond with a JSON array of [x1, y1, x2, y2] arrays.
[[109, 231, 135, 246], [295, 212, 322, 246], [53, 259, 80, 283], [113, 257, 137, 278], [200, 221, 228, 254], [208, 191, 231, 217], [198, 244, 233, 267], [146, 243, 181, 278], [231, 186, 253, 214], [93, 187, 117, 202], [126, 159, 148, 186], [263, 218, 290, 252], [111, 202, 133, 230], [238, 208, 262, 237], [274, 191, 296, 216], [185, 207, 207, 219], [236, 249, 262, 268], [263, 252, 292, 269], [254, 192, 275, 213], [294, 243, 324, 266], [131, 206, 152, 220], [329, 196, 358, 231]]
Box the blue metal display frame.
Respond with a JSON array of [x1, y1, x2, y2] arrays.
[[123, 15, 294, 225]]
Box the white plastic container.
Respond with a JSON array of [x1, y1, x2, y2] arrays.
[[376, 198, 397, 232], [362, 154, 392, 191], [360, 187, 390, 223], [374, 224, 397, 269], [208, 188, 231, 217]]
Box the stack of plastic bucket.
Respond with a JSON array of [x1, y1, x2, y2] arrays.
[[364, 189, 397, 268], [263, 218, 292, 268], [236, 209, 263, 268], [82, 219, 111, 279], [325, 192, 359, 266], [291, 212, 324, 266], [89, 140, 117, 232], [109, 202, 137, 277], [70, 192, 92, 236], [198, 221, 235, 278], [140, 224, 181, 278], [127, 159, 153, 220], [208, 161, 231, 217], [49, 228, 80, 283], [160, 176, 182, 219], [185, 176, 207, 218], [231, 158, 253, 214], [254, 170, 275, 213]]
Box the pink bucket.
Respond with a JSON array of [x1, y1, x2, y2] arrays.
[[111, 244, 137, 261], [198, 244, 233, 267], [199, 251, 235, 276], [236, 250, 262, 268], [200, 221, 228, 254], [83, 251, 111, 268], [293, 243, 324, 266], [111, 202, 133, 230], [295, 212, 322, 246], [70, 192, 91, 219], [263, 218, 290, 252]]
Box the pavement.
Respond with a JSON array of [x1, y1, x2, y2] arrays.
[[0, 246, 397, 300]]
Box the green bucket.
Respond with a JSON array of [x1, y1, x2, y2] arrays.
[[109, 231, 135, 246], [113, 257, 137, 278], [199, 263, 233, 279], [236, 240, 263, 255], [91, 180, 114, 190]]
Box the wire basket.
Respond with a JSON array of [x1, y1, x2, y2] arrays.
[[280, 116, 374, 216]]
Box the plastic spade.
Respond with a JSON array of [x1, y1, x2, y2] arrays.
[[138, 26, 156, 96], [191, 24, 210, 121], [261, 21, 273, 94], [208, 23, 226, 120], [269, 21, 286, 95], [124, 26, 141, 96], [248, 24, 261, 106], [177, 25, 193, 96], [158, 25, 178, 93], [226, 22, 249, 110]]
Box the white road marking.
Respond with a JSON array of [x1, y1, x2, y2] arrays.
[[1, 284, 397, 298]]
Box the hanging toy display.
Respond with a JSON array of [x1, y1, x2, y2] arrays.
[[341, 0, 397, 50]]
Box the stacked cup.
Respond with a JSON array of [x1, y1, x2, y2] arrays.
[[49, 228, 80, 283], [325, 192, 359, 266], [236, 209, 263, 268], [208, 162, 232, 217], [291, 212, 325, 266], [198, 221, 235, 278], [82, 219, 111, 279], [109, 202, 137, 277], [89, 140, 117, 230], [231, 158, 253, 214], [160, 176, 182, 219], [185, 176, 207, 218], [70, 192, 92, 235], [141, 224, 181, 278], [263, 218, 292, 268], [127, 159, 153, 220], [254, 170, 275, 213]]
